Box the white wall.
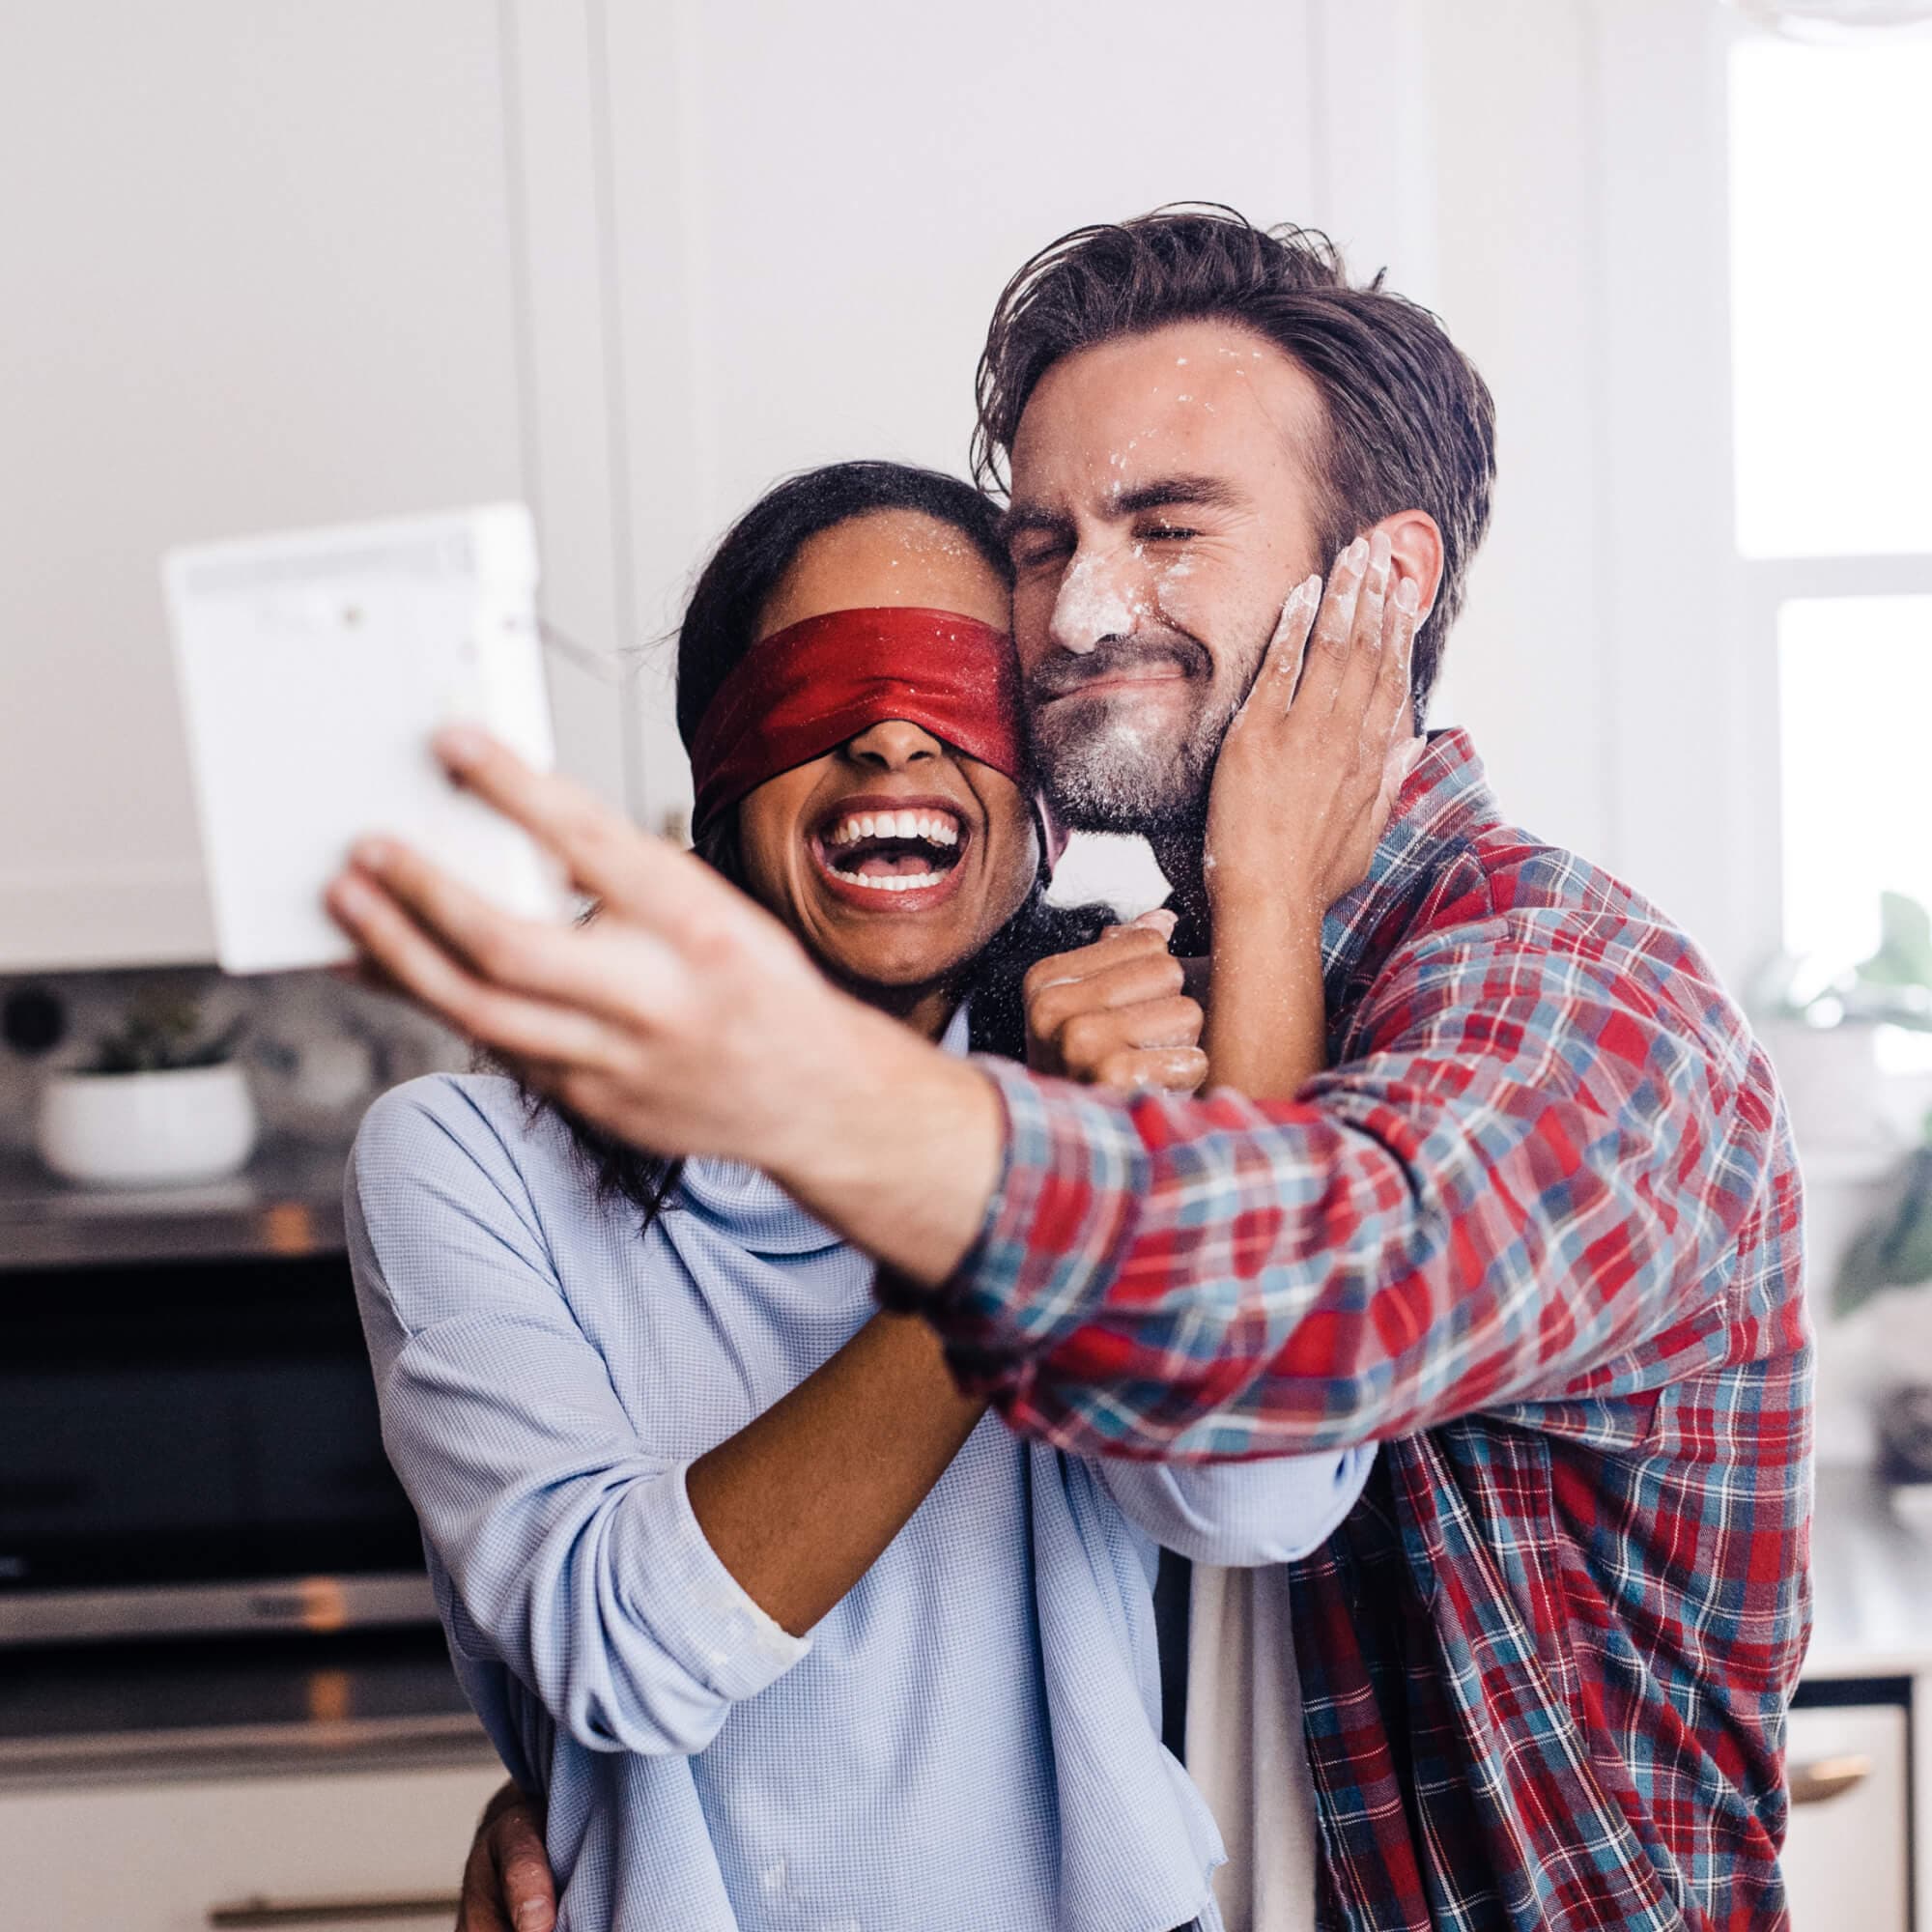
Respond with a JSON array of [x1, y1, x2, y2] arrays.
[[574, 0, 1757, 990], [5, 0, 1754, 989], [1, 2, 532, 968], [1417, 1, 1753, 991]]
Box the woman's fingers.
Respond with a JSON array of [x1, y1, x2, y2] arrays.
[[1029, 950, 1186, 1039], [1022, 918, 1174, 1007], [1248, 572, 1321, 712], [325, 867, 619, 1067], [1294, 536, 1370, 716], [1095, 1044, 1211, 1096]]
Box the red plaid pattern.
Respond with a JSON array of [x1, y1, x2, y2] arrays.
[[918, 729, 1811, 1930]]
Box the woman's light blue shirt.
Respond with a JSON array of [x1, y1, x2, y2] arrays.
[[347, 1029, 1372, 1932]]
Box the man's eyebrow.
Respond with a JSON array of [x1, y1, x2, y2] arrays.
[[997, 502, 1070, 544], [1112, 475, 1246, 517], [999, 474, 1246, 544]]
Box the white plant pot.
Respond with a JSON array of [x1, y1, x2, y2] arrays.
[[36, 1063, 259, 1188], [1764, 1018, 1893, 1157]]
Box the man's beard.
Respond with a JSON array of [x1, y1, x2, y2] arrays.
[[1025, 632, 1240, 836]]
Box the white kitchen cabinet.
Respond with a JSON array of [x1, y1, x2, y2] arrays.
[[0, 1751, 505, 1931], [0, 3, 628, 973], [1782, 1702, 1913, 1931]]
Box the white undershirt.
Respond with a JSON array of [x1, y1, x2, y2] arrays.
[[1184, 1564, 1320, 1932]]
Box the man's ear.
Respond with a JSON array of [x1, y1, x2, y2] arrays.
[[1374, 510, 1445, 624]]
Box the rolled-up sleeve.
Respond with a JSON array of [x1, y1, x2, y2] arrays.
[[346, 1082, 808, 1757]]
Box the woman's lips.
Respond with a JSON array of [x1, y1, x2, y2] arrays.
[[808, 792, 973, 916], [810, 845, 971, 913]]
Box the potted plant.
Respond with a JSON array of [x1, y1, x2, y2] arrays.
[[36, 987, 257, 1187]]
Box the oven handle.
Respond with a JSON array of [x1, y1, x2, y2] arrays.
[[207, 1891, 461, 1927]]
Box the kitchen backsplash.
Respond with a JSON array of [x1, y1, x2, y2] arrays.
[[0, 964, 470, 1160]]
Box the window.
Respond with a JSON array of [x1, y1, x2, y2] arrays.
[[1729, 36, 1932, 981], [1730, 40, 1932, 560], [1777, 596, 1932, 970]]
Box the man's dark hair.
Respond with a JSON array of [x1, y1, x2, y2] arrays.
[[973, 204, 1496, 718]]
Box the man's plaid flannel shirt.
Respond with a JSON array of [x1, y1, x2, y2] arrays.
[[913, 728, 1811, 1931]]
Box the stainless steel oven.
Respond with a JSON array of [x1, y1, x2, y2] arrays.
[[0, 1169, 433, 1647]]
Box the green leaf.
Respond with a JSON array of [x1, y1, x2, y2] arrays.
[[1856, 892, 1932, 992], [1836, 1148, 1932, 1314]]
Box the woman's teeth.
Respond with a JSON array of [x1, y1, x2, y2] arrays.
[[817, 806, 963, 894], [823, 810, 959, 848], [830, 868, 950, 893]]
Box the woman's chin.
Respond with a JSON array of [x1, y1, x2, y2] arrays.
[[819, 928, 978, 998]]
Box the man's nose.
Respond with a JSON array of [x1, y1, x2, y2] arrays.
[[844, 718, 944, 769], [1048, 547, 1144, 657]]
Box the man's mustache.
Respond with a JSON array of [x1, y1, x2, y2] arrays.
[[1025, 633, 1213, 702]]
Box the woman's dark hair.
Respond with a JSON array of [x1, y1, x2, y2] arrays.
[[973, 204, 1496, 724], [497, 459, 1110, 1230]]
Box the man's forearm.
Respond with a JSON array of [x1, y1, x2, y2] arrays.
[[1205, 910, 1327, 1098], [762, 998, 1006, 1286]]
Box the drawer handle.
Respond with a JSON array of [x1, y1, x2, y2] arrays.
[[207, 1892, 461, 1927], [1789, 1753, 1874, 1805]]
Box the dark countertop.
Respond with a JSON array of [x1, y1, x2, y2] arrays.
[[0, 1626, 491, 1785], [0, 1140, 353, 1271], [1806, 1463, 1932, 1681]]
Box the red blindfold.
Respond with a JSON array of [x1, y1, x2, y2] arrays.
[[690, 606, 1034, 840]]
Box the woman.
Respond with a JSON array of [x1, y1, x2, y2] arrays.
[[336, 462, 1386, 1931]]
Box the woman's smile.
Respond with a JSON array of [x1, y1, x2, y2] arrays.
[[808, 789, 973, 913]]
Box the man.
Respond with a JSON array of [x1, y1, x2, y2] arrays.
[[335, 209, 1809, 1930]]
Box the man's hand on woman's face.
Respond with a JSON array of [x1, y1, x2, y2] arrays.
[[1023, 909, 1209, 1095]]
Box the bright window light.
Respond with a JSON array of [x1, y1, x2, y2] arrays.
[[1778, 595, 1932, 966], [1730, 41, 1932, 557]]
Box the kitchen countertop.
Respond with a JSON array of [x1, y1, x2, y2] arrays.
[[1805, 1463, 1932, 1681], [0, 1140, 353, 1271], [0, 1627, 491, 1787]]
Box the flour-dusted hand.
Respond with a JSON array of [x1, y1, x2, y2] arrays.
[[325, 727, 1003, 1284], [1023, 908, 1208, 1095], [1198, 528, 1425, 1100], [1205, 527, 1423, 925]]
